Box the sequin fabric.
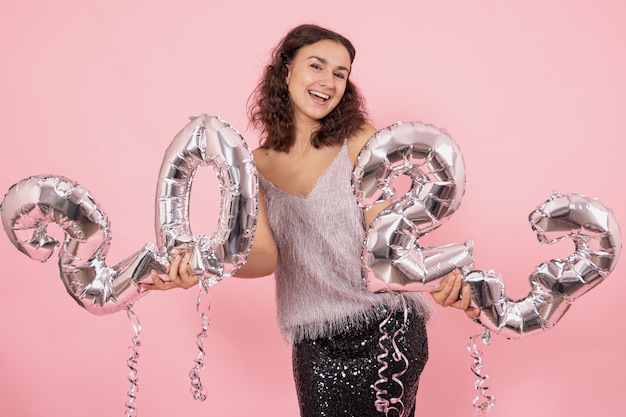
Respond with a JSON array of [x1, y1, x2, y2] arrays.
[[292, 307, 429, 417]]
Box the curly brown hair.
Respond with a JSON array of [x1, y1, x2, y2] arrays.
[[247, 24, 369, 152]]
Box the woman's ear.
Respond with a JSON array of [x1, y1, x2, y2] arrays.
[[285, 62, 292, 85]]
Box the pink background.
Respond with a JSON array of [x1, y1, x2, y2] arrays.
[[1, 1, 624, 416]]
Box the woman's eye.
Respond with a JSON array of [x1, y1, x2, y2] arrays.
[[334, 72, 346, 79], [311, 63, 322, 70]]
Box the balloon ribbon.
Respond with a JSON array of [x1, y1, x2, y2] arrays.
[[374, 294, 409, 417], [468, 329, 495, 416], [189, 277, 211, 401], [125, 305, 142, 417]]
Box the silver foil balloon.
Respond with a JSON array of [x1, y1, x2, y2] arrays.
[[466, 192, 622, 339], [155, 114, 258, 284], [0, 114, 258, 313], [352, 121, 474, 293], [153, 114, 258, 402], [0, 175, 164, 314]]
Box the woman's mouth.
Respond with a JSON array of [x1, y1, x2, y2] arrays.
[[308, 90, 330, 102]]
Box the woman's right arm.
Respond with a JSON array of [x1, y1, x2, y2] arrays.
[[232, 186, 278, 278]]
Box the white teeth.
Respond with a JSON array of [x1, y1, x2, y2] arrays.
[[309, 90, 330, 100]]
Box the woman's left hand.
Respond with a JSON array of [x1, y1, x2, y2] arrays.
[[430, 269, 480, 319]]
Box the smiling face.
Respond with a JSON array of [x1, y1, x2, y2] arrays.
[[285, 39, 351, 128]]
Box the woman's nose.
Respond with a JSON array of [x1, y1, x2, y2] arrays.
[[319, 70, 334, 87]]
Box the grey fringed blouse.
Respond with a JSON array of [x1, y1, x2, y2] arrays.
[[258, 141, 433, 343]]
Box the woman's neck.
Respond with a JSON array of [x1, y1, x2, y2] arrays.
[[291, 120, 321, 154]]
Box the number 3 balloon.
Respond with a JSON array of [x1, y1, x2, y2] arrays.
[[466, 192, 621, 339], [0, 114, 257, 314]]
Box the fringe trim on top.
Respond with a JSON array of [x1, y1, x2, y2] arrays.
[[283, 292, 434, 344]]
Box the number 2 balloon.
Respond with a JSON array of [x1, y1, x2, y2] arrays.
[[352, 121, 474, 293], [0, 114, 258, 314]]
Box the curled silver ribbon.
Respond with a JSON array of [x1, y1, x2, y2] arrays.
[[374, 294, 409, 417], [125, 305, 142, 417], [189, 277, 211, 401], [468, 330, 495, 416]]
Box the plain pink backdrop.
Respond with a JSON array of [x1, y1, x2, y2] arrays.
[[1, 1, 624, 416]]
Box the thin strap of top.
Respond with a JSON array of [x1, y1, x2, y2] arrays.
[[258, 141, 433, 343]]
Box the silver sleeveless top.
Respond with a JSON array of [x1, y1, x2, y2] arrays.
[[258, 141, 433, 343]]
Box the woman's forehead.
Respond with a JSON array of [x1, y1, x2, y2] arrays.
[[295, 40, 351, 68]]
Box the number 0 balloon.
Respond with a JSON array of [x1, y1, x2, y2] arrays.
[[0, 114, 257, 314], [155, 114, 258, 283]]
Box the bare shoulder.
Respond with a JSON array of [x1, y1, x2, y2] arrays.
[[348, 123, 378, 165], [252, 147, 273, 176]]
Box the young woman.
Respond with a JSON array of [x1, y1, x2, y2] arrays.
[[146, 24, 479, 417]]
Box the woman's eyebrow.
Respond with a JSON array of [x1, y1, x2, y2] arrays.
[[307, 55, 350, 73]]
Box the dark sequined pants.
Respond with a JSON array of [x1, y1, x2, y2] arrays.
[[292, 309, 429, 417]]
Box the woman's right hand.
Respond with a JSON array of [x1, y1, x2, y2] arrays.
[[140, 252, 199, 291], [140, 170, 277, 290]]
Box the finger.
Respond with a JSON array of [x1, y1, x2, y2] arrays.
[[431, 270, 458, 293], [180, 253, 199, 289], [178, 252, 192, 278], [149, 269, 165, 288], [169, 255, 183, 284], [453, 283, 473, 310], [441, 273, 463, 306], [430, 273, 454, 305], [456, 284, 480, 319], [465, 307, 481, 320], [140, 269, 174, 291], [180, 276, 199, 289], [431, 274, 450, 293]]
